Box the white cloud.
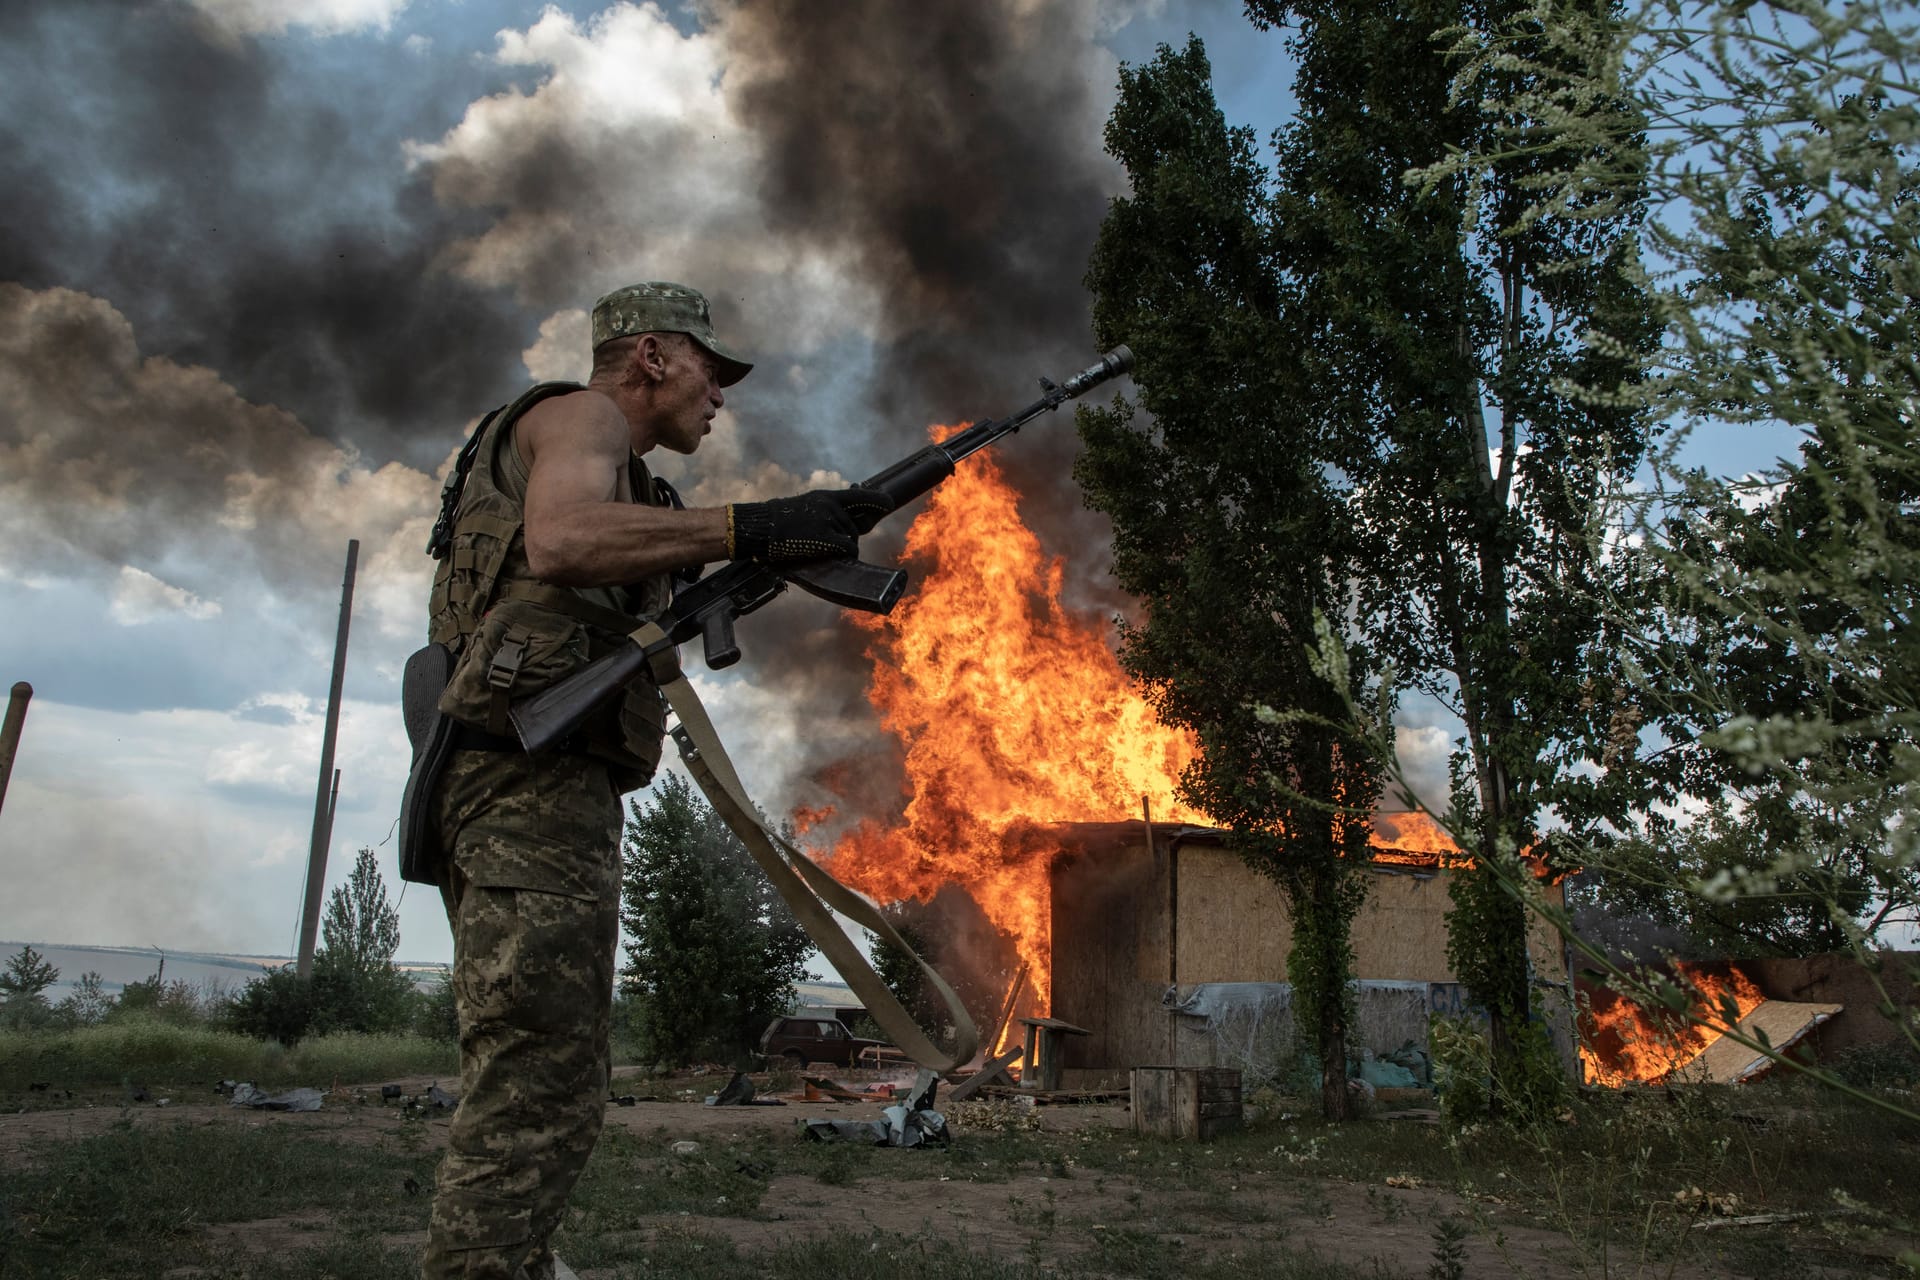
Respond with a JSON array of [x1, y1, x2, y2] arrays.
[[523, 308, 592, 384], [186, 0, 410, 38], [403, 3, 878, 356], [1391, 713, 1457, 815], [109, 566, 222, 626]]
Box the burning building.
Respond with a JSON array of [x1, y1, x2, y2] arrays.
[[799, 445, 1578, 1086], [1040, 818, 1572, 1088]]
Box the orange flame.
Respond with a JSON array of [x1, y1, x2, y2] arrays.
[[821, 439, 1207, 1013], [790, 804, 837, 836], [1370, 810, 1468, 868], [1577, 963, 1767, 1086]]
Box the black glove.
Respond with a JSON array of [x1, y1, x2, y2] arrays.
[[726, 487, 895, 566]]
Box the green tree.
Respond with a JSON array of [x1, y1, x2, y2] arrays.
[[1248, 0, 1655, 1118], [312, 847, 415, 1035], [619, 773, 812, 1067], [228, 849, 414, 1044], [1079, 37, 1382, 1119], [54, 970, 114, 1027], [0, 945, 60, 1028], [1405, 0, 1920, 1103], [412, 966, 460, 1043], [225, 966, 316, 1045]]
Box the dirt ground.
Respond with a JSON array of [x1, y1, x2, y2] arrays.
[[1, 1069, 1621, 1279]]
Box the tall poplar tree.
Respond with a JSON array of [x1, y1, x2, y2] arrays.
[[1086, 2, 1657, 1116], [1253, 0, 1657, 1115], [1079, 39, 1382, 1120]]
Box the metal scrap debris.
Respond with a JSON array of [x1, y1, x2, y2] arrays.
[[226, 1083, 325, 1112], [705, 1071, 785, 1107], [802, 1071, 948, 1147]]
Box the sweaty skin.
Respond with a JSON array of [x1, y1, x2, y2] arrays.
[[516, 333, 729, 586]]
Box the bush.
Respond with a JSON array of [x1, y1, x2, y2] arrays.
[[225, 967, 318, 1046], [0, 1016, 456, 1090], [225, 956, 418, 1047], [1430, 1015, 1492, 1130], [1827, 1040, 1920, 1091], [410, 968, 458, 1043]]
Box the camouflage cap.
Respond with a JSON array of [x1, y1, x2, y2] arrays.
[[591, 282, 753, 386]]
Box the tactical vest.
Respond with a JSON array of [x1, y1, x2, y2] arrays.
[[427, 381, 674, 792]]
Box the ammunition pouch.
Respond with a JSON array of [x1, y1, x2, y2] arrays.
[[439, 596, 667, 792], [398, 641, 459, 886]]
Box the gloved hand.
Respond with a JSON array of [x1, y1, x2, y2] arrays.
[[726, 487, 895, 566]]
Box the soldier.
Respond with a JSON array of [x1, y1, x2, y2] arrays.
[[419, 282, 889, 1279]]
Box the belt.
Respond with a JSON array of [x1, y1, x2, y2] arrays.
[[452, 722, 587, 756]]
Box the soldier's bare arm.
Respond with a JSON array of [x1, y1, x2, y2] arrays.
[[518, 392, 727, 586]]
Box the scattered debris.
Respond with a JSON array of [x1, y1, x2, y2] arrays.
[[977, 1085, 1125, 1105], [948, 1097, 1042, 1133], [947, 1048, 1023, 1103], [802, 1091, 951, 1148], [904, 1068, 940, 1112], [227, 1084, 325, 1112], [800, 1076, 868, 1102], [705, 1071, 784, 1107]]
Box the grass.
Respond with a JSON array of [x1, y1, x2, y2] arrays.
[[2, 1068, 1917, 1278], [0, 1117, 438, 1279], [0, 1018, 456, 1095]]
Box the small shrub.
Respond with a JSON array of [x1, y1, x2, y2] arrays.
[[1826, 1040, 1920, 1091], [1430, 1015, 1491, 1129], [0, 1018, 455, 1090], [411, 967, 458, 1043]]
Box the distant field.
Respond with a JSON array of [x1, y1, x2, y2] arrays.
[[0, 941, 864, 1004]]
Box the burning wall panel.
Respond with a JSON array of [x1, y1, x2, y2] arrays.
[[1048, 823, 1174, 1078], [1044, 822, 1575, 1084], [1172, 840, 1566, 986]]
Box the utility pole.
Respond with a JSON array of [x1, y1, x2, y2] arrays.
[[297, 541, 358, 979], [0, 682, 31, 818]]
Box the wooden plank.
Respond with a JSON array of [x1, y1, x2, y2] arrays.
[[948, 1047, 1024, 1103], [1131, 1067, 1176, 1138], [1676, 1001, 1842, 1084], [1017, 1017, 1093, 1035]]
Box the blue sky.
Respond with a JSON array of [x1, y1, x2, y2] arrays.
[[0, 0, 1809, 969]]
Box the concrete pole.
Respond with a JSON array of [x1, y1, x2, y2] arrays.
[[297, 541, 358, 979], [0, 682, 31, 817]]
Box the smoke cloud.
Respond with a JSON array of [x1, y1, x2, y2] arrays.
[[0, 0, 1158, 922], [0, 284, 438, 647], [0, 1, 530, 469]]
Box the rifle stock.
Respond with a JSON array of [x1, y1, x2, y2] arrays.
[[507, 345, 1133, 751], [512, 645, 654, 753]]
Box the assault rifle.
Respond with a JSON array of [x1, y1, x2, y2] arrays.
[[509, 345, 1133, 753]]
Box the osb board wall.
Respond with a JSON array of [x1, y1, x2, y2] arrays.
[[1173, 843, 1566, 985], [1047, 825, 1174, 1075], [1736, 952, 1919, 1058]]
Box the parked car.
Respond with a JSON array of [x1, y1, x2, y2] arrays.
[[759, 1014, 888, 1069]]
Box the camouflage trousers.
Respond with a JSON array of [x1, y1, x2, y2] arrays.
[[421, 748, 623, 1280]]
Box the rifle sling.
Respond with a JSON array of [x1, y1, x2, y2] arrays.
[[633, 621, 980, 1075]]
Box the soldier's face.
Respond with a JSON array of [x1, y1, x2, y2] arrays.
[[653, 338, 724, 455]]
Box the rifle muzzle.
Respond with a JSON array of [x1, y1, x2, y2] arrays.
[[1061, 345, 1134, 398]]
